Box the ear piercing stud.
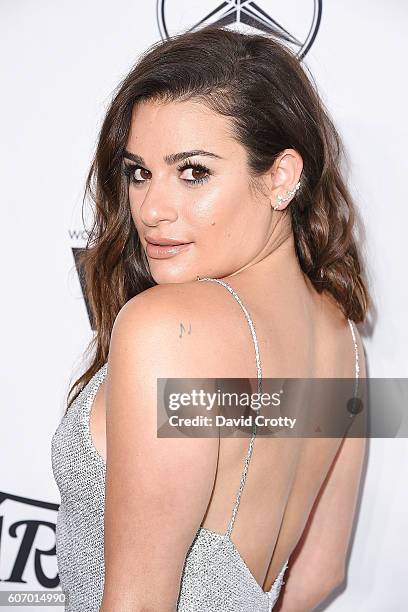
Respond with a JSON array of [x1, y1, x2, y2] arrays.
[[273, 181, 301, 210]]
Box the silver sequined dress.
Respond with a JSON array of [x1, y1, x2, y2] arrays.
[[51, 277, 360, 611]]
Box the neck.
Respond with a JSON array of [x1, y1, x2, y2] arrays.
[[229, 214, 307, 288]]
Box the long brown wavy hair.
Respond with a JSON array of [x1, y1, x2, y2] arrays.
[[65, 25, 371, 412]]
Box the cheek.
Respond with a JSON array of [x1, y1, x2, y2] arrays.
[[196, 189, 251, 240], [185, 199, 229, 243], [188, 183, 243, 231]]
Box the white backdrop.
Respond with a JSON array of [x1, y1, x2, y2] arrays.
[[1, 1, 407, 610]]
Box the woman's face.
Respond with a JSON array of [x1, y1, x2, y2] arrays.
[[124, 99, 273, 284]]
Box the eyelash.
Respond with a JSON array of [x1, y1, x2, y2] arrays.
[[122, 159, 211, 187]]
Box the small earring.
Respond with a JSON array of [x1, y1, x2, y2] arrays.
[[273, 180, 301, 210]]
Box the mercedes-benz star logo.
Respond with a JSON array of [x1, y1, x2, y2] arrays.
[[157, 0, 322, 59]]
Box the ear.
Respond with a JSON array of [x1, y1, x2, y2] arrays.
[[269, 149, 303, 211]]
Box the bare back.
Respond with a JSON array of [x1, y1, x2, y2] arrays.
[[89, 269, 365, 593]]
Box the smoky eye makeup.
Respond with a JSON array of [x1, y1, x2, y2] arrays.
[[122, 162, 149, 184], [122, 158, 212, 186]]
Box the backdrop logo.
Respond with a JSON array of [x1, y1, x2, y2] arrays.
[[0, 492, 59, 588], [157, 0, 322, 58], [72, 247, 96, 330]]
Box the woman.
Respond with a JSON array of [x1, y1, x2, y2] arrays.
[[51, 25, 369, 612]]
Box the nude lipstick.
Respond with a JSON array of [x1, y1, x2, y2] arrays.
[[145, 236, 193, 260]]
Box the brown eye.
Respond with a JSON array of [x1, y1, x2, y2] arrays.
[[181, 167, 208, 181], [123, 164, 151, 185], [192, 168, 208, 181], [133, 167, 151, 182], [177, 161, 211, 186]]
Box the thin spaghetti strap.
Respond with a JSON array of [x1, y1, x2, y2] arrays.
[[347, 319, 360, 403], [347, 319, 360, 379], [197, 276, 262, 539]]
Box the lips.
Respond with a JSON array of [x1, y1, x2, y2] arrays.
[[145, 236, 187, 246], [145, 240, 193, 260]]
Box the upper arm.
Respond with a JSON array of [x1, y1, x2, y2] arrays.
[[101, 287, 219, 611]]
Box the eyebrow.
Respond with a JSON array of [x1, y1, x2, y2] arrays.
[[123, 149, 224, 166]]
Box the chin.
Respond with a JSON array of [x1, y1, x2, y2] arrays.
[[148, 266, 197, 285]]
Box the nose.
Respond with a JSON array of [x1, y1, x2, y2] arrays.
[[139, 184, 178, 226]]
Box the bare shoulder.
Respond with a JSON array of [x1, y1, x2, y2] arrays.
[[320, 289, 368, 379], [102, 285, 221, 609], [110, 280, 227, 378], [117, 280, 221, 321]]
